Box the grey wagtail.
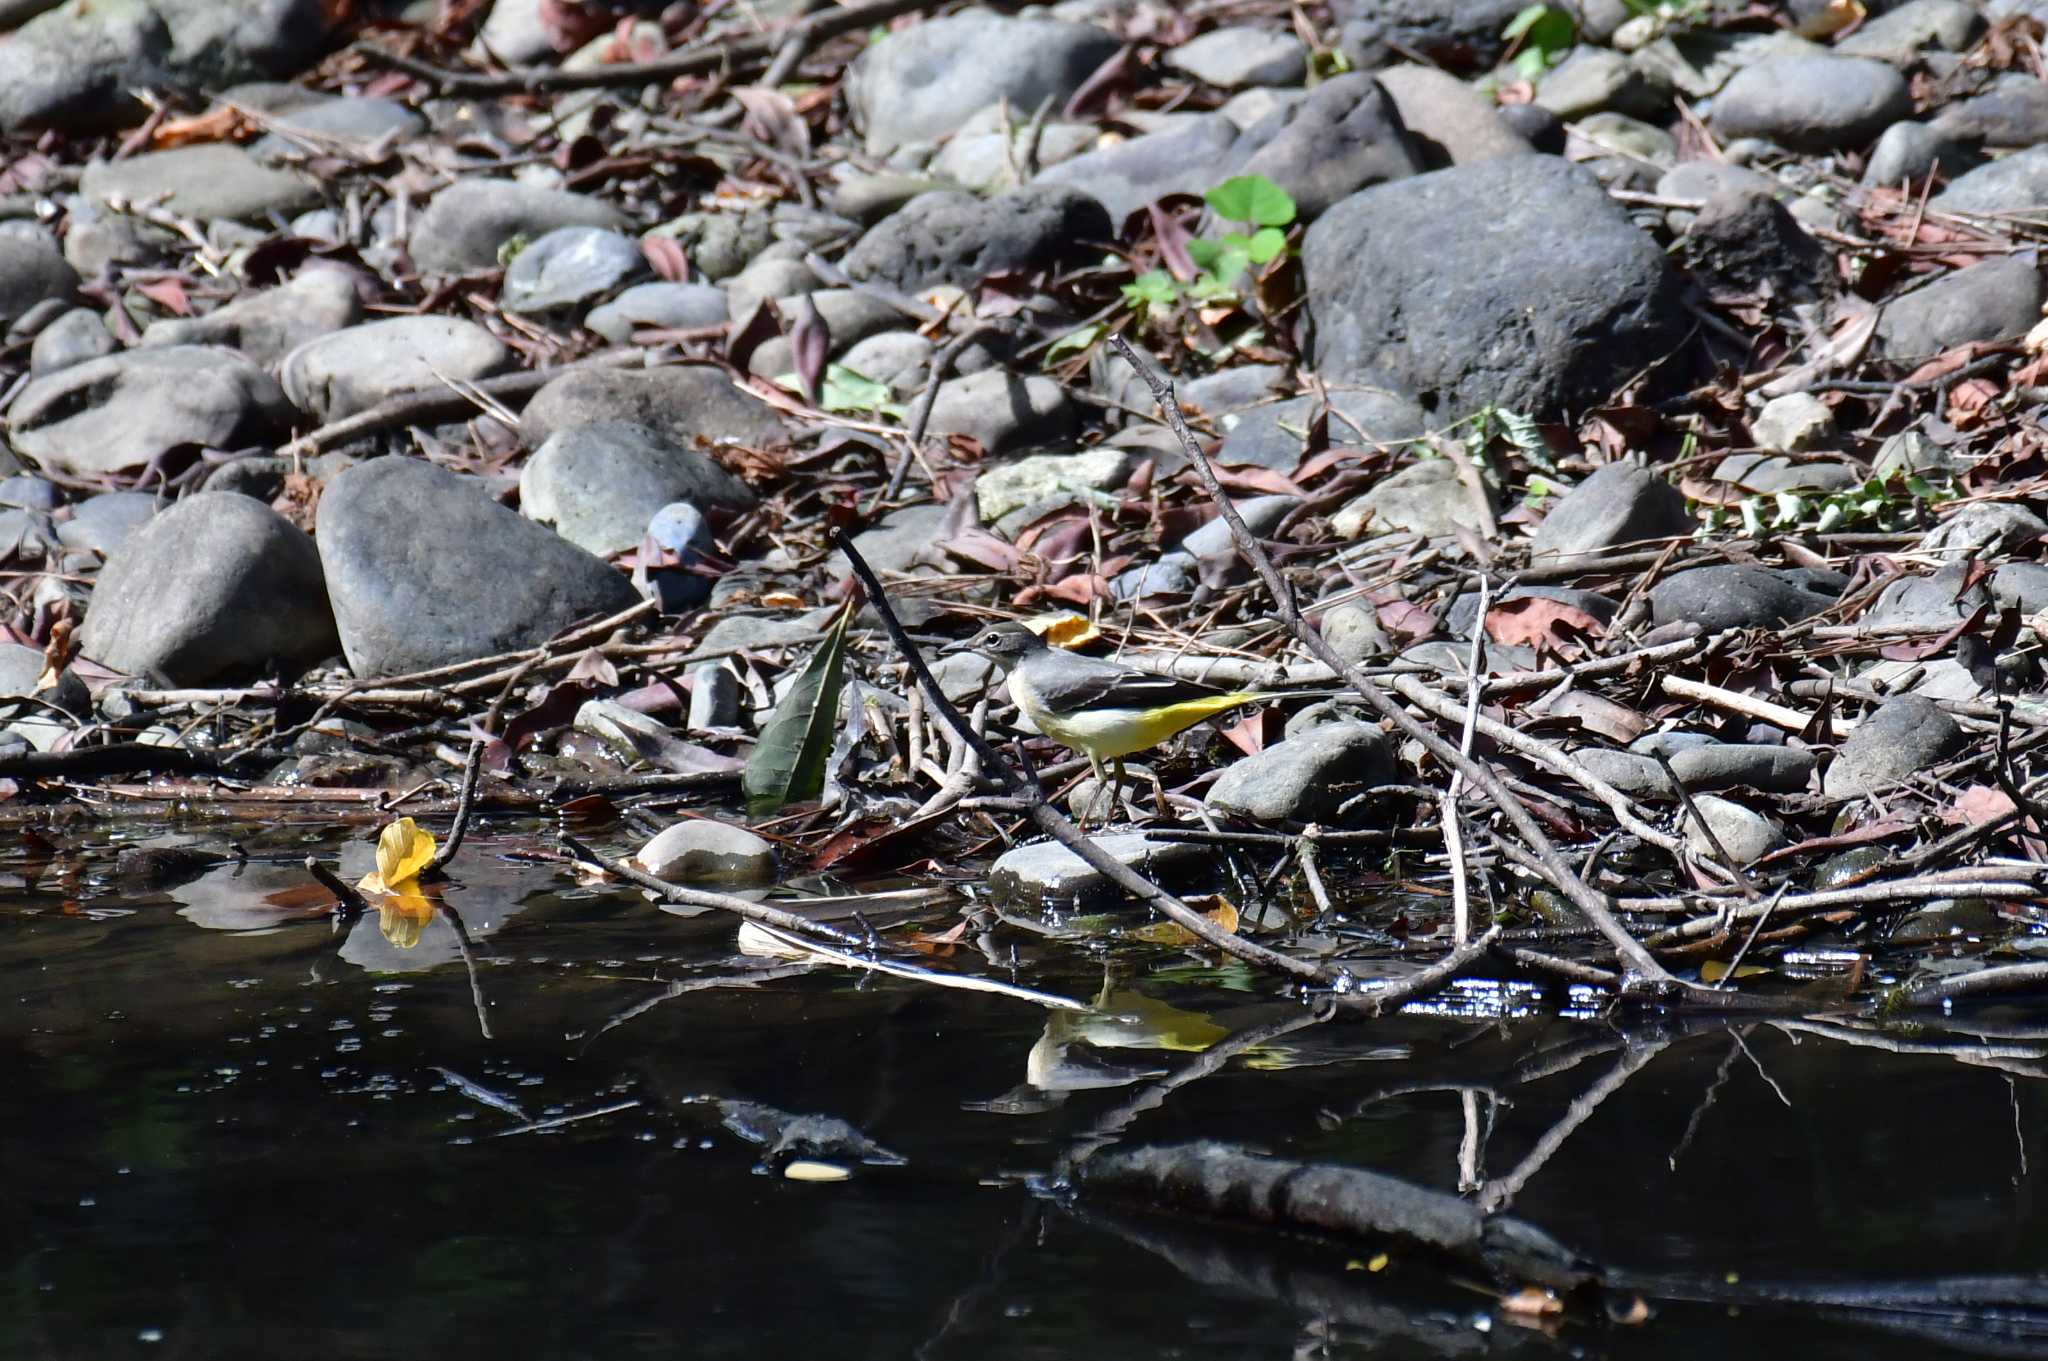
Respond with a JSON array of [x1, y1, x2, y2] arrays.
[[947, 621, 1274, 793]]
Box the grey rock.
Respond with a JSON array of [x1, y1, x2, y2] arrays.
[[1529, 462, 1693, 559], [838, 330, 935, 394], [636, 820, 776, 886], [520, 364, 787, 450], [1709, 55, 1909, 152], [1993, 561, 2048, 613], [28, 306, 113, 373], [1206, 720, 1396, 822], [1683, 794, 1783, 864], [1319, 600, 1391, 665], [1371, 64, 1533, 167], [976, 448, 1133, 523], [202, 455, 290, 502], [1232, 73, 1425, 220], [1863, 120, 1982, 187], [1932, 72, 2048, 148], [280, 315, 511, 423], [61, 199, 176, 276], [1631, 29, 1826, 99], [1751, 392, 1836, 452], [1711, 453, 1860, 494], [1890, 897, 2002, 946], [827, 502, 950, 583], [1823, 694, 1965, 797], [686, 660, 741, 730], [1033, 116, 1243, 225], [846, 9, 1121, 156], [1180, 364, 1290, 414], [826, 171, 956, 226], [0, 232, 76, 329], [409, 178, 627, 275], [1571, 111, 1677, 170], [1862, 561, 1987, 630], [925, 368, 1079, 455], [929, 104, 1101, 192], [56, 489, 158, 556], [248, 94, 422, 161], [79, 491, 336, 684], [1536, 47, 1673, 121], [521, 421, 756, 558], [0, 474, 59, 511], [1838, 0, 1984, 57], [843, 185, 1111, 290], [500, 226, 646, 314], [316, 456, 639, 677], [1333, 458, 1490, 540], [1917, 502, 2048, 560], [1304, 156, 1684, 418], [1681, 188, 1832, 302], [1166, 25, 1307, 87], [1657, 160, 1783, 216], [724, 257, 819, 320], [1668, 743, 1815, 794], [1875, 256, 2045, 359], [584, 281, 729, 343], [1649, 565, 1838, 631], [1333, 0, 1528, 72], [1932, 144, 2048, 214], [641, 501, 716, 613], [1873, 429, 1960, 477], [8, 345, 291, 477], [688, 610, 835, 662], [928, 650, 1001, 704], [1215, 388, 1426, 469], [647, 210, 772, 282], [1184, 494, 1298, 557], [80, 144, 318, 221], [1444, 585, 1616, 638], [988, 832, 1211, 909], [744, 289, 906, 381], [1110, 553, 1198, 600], [1575, 747, 1674, 799], [140, 266, 360, 366]]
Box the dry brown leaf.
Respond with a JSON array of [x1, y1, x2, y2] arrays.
[[1485, 597, 1605, 653]]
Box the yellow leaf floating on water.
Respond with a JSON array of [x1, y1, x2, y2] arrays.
[[1128, 894, 1240, 947], [377, 891, 436, 950], [357, 817, 436, 895]]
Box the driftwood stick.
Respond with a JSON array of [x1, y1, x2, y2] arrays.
[[559, 834, 865, 949], [427, 740, 486, 874]]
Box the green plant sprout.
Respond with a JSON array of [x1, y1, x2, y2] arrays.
[[1118, 173, 1299, 318]]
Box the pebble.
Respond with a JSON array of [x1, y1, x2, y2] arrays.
[[408, 178, 628, 275], [1709, 55, 1910, 152], [1374, 62, 1532, 169], [140, 267, 361, 367], [1863, 120, 1980, 187], [316, 456, 639, 677], [1932, 144, 2048, 215], [842, 185, 1110, 292], [80, 144, 318, 221], [1648, 565, 1838, 631], [0, 232, 77, 329], [1205, 721, 1396, 823], [925, 369, 1079, 456], [79, 492, 337, 685], [520, 421, 757, 558], [1837, 0, 1983, 57], [1874, 256, 2045, 359], [1333, 459, 1489, 541], [1320, 601, 1391, 665], [9, 346, 292, 478], [247, 94, 423, 162], [845, 9, 1121, 156], [838, 331, 935, 394], [1751, 392, 1836, 452], [987, 832, 1211, 910], [929, 105, 1100, 193], [1683, 794, 1783, 865], [280, 315, 511, 423], [1303, 154, 1683, 418], [1536, 47, 1673, 121], [519, 363, 786, 450], [1215, 388, 1425, 470], [1528, 462, 1694, 559], [1681, 189, 1832, 301], [28, 307, 114, 374], [1231, 72, 1426, 220], [1917, 502, 2048, 561], [57, 491, 160, 557], [1711, 453, 1859, 495], [500, 226, 647, 314], [1931, 72, 2048, 149], [1166, 26, 1307, 87], [1823, 695, 1964, 798], [1032, 116, 1243, 225], [976, 449, 1134, 523], [1667, 743, 1815, 794], [1336, 0, 1527, 71], [584, 282, 729, 344]]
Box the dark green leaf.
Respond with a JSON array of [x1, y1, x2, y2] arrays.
[[742, 604, 853, 815]]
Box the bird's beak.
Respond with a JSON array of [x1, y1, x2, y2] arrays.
[[938, 636, 977, 657]]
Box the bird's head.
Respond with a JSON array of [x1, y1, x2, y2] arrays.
[[945, 620, 1048, 667]]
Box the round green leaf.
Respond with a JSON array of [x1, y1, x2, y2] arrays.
[[1204, 174, 1296, 228]]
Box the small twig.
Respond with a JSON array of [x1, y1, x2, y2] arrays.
[[426, 741, 486, 874], [307, 856, 372, 917], [561, 834, 866, 948]]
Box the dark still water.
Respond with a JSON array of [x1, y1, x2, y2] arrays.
[[10, 820, 2048, 1359]]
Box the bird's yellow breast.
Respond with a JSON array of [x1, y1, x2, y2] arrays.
[[1009, 670, 1260, 760]]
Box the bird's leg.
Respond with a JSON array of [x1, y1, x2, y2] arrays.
[[1111, 757, 1128, 825], [1080, 753, 1107, 833], [1141, 763, 1171, 818]]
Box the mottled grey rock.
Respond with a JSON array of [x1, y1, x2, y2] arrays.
[[1916, 502, 2048, 560], [520, 364, 787, 450], [925, 368, 1079, 455], [1569, 111, 1677, 171], [636, 820, 776, 885], [79, 492, 336, 684], [1362, 64, 1532, 167], [1332, 458, 1490, 540], [842, 185, 1112, 290], [0, 475, 58, 511], [1575, 747, 1673, 799], [1649, 564, 1837, 631], [521, 421, 756, 558], [988, 832, 1211, 908], [1875, 256, 2045, 359], [1668, 743, 1815, 794], [80, 144, 318, 221], [1862, 561, 1987, 630], [1536, 46, 1673, 120], [248, 94, 422, 161], [140, 266, 360, 366], [826, 502, 950, 583], [1824, 694, 1964, 798], [316, 456, 639, 677], [1167, 25, 1306, 87], [723, 257, 819, 321], [1863, 120, 1981, 187], [1529, 462, 1693, 559], [1304, 156, 1684, 418], [1684, 794, 1783, 864], [1709, 55, 1909, 151], [1033, 116, 1242, 225], [1711, 453, 1860, 494], [1838, 0, 1984, 57], [584, 281, 729, 343], [1932, 143, 2048, 214], [56, 489, 158, 556], [1333, 0, 1528, 72], [1231, 73, 1424, 219], [976, 449, 1134, 523], [1215, 388, 1426, 469], [8, 345, 291, 477], [846, 9, 1122, 156], [1932, 72, 2048, 149], [929, 103, 1101, 192], [1681, 188, 1832, 301], [1994, 562, 2048, 613], [838, 330, 934, 394], [500, 226, 646, 314], [409, 178, 627, 275], [27, 306, 112, 373], [0, 232, 77, 329], [1319, 601, 1390, 666], [1751, 392, 1836, 452], [280, 315, 511, 423], [1206, 721, 1396, 822], [647, 210, 772, 282]]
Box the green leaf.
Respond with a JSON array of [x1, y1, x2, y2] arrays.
[[1244, 226, 1287, 264], [774, 364, 905, 419], [1122, 269, 1180, 309], [1204, 174, 1296, 227], [742, 604, 853, 816], [1493, 407, 1557, 471], [1186, 271, 1241, 303], [1044, 322, 1105, 361], [1185, 238, 1224, 271]]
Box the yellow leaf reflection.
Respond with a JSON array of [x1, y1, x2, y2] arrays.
[[1127, 894, 1239, 947], [376, 889, 436, 950]]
